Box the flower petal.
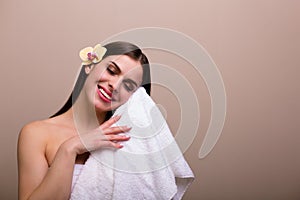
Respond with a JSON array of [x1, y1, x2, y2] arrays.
[[81, 60, 92, 65], [79, 47, 93, 61], [93, 44, 107, 63]]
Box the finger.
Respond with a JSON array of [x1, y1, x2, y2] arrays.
[[101, 141, 125, 149], [105, 134, 131, 142], [103, 126, 131, 135], [100, 115, 121, 129]]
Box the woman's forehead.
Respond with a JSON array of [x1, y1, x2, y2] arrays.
[[110, 55, 142, 72]]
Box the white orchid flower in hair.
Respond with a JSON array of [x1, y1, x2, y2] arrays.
[[79, 44, 107, 66]]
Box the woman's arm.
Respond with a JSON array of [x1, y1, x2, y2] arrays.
[[17, 116, 130, 200], [17, 122, 76, 200]]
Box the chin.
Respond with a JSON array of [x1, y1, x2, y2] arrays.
[[94, 104, 111, 112], [94, 101, 118, 112]]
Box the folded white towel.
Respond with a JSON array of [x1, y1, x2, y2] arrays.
[[70, 87, 194, 200]]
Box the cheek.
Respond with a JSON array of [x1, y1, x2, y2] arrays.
[[98, 70, 110, 81], [118, 87, 133, 103], [111, 88, 133, 110], [90, 64, 108, 81]]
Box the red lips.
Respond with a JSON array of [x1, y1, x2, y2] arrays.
[[97, 85, 112, 103]]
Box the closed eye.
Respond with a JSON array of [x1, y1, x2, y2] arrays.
[[123, 79, 137, 92], [107, 62, 120, 75]]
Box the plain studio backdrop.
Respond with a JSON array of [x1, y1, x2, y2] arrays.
[[1, 0, 299, 199]]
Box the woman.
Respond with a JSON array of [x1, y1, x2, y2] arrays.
[[17, 41, 151, 200]]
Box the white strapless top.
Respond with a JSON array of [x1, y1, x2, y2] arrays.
[[71, 164, 84, 190]]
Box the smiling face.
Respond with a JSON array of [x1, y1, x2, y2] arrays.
[[82, 55, 143, 112]]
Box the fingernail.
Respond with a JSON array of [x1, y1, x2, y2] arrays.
[[121, 126, 131, 131], [119, 133, 129, 137]]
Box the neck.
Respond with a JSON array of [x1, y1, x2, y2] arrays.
[[72, 92, 107, 133]]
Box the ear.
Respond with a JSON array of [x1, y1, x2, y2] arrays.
[[84, 65, 94, 75]]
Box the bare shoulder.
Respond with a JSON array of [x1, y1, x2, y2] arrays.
[[19, 116, 77, 165], [20, 120, 48, 132], [18, 120, 51, 147], [19, 120, 52, 141]]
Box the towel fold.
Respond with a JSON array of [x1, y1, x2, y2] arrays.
[[70, 87, 194, 200]]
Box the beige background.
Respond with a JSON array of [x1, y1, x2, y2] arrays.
[[1, 0, 299, 199]]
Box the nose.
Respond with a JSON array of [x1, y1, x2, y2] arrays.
[[108, 76, 122, 92]]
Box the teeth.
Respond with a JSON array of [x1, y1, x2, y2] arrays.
[[99, 88, 112, 100]]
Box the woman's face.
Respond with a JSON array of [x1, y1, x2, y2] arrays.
[[83, 54, 143, 112]]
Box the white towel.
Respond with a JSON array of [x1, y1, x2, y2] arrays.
[[70, 87, 194, 200]]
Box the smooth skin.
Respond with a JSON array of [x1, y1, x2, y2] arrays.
[[17, 55, 143, 200]]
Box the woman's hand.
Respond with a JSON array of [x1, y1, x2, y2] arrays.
[[65, 115, 131, 155]]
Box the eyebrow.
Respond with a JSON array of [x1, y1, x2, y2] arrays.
[[110, 61, 121, 74], [109, 61, 139, 88]]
